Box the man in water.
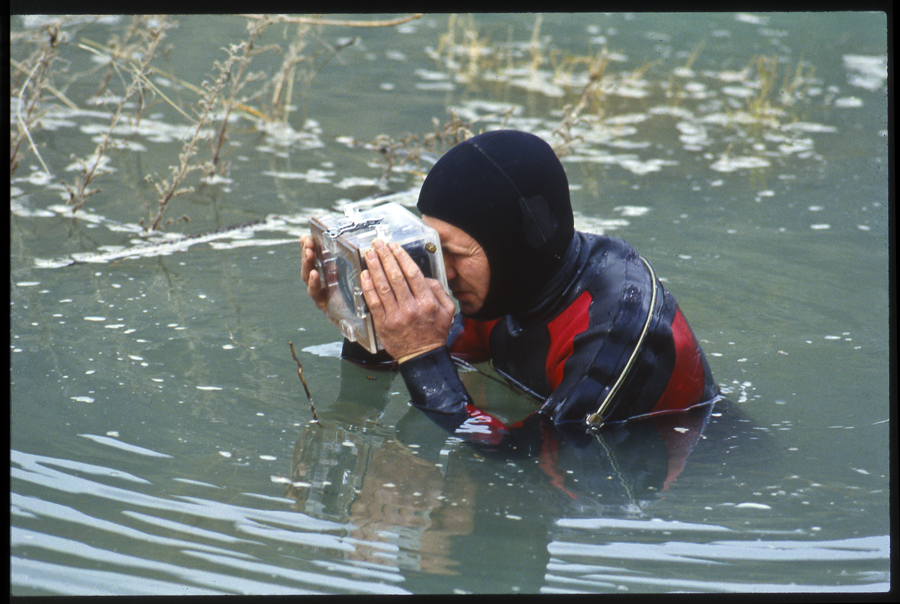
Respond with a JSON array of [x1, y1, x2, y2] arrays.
[[300, 130, 720, 436]]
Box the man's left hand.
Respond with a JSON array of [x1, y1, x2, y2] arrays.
[[360, 239, 456, 363]]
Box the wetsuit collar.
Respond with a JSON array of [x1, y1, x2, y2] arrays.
[[508, 233, 585, 329]]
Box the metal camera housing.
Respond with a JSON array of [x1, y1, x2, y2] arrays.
[[309, 202, 449, 354]]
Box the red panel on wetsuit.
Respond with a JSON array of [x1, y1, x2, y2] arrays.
[[545, 291, 592, 390], [652, 307, 705, 413], [449, 317, 500, 362]]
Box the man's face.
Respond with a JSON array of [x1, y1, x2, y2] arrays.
[[422, 215, 490, 316]]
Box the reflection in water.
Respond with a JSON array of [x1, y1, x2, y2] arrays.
[[282, 382, 888, 594], [285, 358, 725, 588], [289, 425, 476, 576]]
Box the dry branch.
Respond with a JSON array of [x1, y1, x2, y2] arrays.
[[242, 13, 422, 28], [289, 342, 318, 422]]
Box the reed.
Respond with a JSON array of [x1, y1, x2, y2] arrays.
[[10, 18, 69, 177], [140, 15, 417, 230], [356, 106, 516, 184], [433, 13, 508, 84], [11, 13, 824, 235], [10, 14, 422, 232], [552, 48, 610, 155], [209, 18, 279, 178], [739, 54, 818, 137], [748, 55, 779, 119], [427, 14, 821, 164], [63, 16, 173, 213]]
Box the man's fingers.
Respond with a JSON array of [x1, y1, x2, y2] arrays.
[[306, 268, 326, 309], [373, 240, 410, 290], [357, 240, 455, 361], [363, 246, 399, 312], [301, 236, 328, 310], [300, 236, 314, 282], [363, 239, 453, 325], [366, 239, 421, 303], [360, 269, 386, 315], [385, 240, 434, 298]]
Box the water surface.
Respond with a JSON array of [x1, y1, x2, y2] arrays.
[[10, 12, 889, 594]]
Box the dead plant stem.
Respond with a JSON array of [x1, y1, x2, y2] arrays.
[[243, 13, 422, 28], [289, 342, 318, 421], [14, 61, 53, 176], [65, 18, 170, 213], [10, 21, 64, 177]]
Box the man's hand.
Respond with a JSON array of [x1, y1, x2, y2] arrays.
[[300, 235, 327, 311], [361, 239, 456, 363]]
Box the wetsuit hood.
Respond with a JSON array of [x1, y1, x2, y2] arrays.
[[417, 130, 575, 321]]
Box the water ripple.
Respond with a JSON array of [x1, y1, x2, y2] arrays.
[[11, 449, 411, 594]]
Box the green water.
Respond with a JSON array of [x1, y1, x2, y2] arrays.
[[10, 13, 889, 594]]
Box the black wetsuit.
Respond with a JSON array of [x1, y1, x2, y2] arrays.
[[348, 231, 720, 439]]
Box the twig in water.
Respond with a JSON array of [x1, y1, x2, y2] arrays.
[[289, 341, 318, 422]]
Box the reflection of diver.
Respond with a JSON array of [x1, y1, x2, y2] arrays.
[[285, 360, 395, 524], [394, 397, 764, 594], [286, 361, 477, 576], [284, 354, 731, 588], [287, 360, 715, 521], [397, 392, 717, 513]]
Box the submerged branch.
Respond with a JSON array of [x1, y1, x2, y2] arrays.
[[289, 342, 318, 422]]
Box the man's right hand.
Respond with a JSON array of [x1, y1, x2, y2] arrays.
[[360, 239, 456, 363], [300, 235, 327, 311]]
